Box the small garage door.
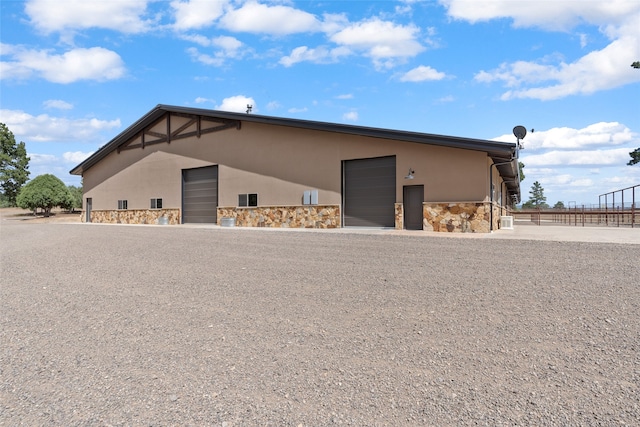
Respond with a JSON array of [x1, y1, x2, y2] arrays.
[[343, 156, 396, 227], [182, 165, 218, 223]]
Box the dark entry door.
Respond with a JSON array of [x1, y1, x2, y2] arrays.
[[403, 185, 423, 230], [182, 165, 218, 223], [85, 198, 92, 223], [343, 156, 396, 227]]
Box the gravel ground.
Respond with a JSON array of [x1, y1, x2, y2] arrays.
[[1, 219, 639, 426]]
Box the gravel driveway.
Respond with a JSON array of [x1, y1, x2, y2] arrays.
[[1, 220, 639, 426]]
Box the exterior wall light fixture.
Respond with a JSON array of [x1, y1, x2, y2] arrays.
[[404, 168, 415, 179]]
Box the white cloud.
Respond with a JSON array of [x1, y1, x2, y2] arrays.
[[399, 65, 447, 82], [534, 174, 573, 186], [500, 122, 639, 204], [288, 107, 308, 113], [601, 174, 640, 189], [569, 178, 595, 187], [440, 0, 640, 32], [494, 122, 637, 150], [43, 100, 73, 110], [279, 45, 350, 67], [194, 97, 214, 104], [171, 0, 227, 31], [1, 45, 126, 83], [0, 109, 121, 143], [187, 47, 224, 66], [28, 153, 58, 165], [220, 1, 321, 35], [578, 33, 588, 48], [266, 101, 281, 111], [320, 12, 350, 35], [443, 0, 640, 99], [179, 34, 213, 47], [336, 94, 353, 100], [182, 34, 243, 53], [436, 95, 455, 103], [343, 111, 359, 121], [217, 96, 255, 113], [213, 36, 243, 52], [26, 152, 90, 185], [525, 167, 553, 174], [330, 18, 425, 69], [477, 37, 640, 100], [25, 0, 153, 34], [62, 151, 93, 164], [185, 35, 245, 66], [521, 148, 631, 167]]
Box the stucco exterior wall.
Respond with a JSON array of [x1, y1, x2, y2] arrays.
[[80, 113, 513, 231]]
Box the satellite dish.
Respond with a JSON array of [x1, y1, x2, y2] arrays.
[[513, 125, 527, 140]]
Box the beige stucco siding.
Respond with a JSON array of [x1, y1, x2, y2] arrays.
[[84, 151, 211, 211], [83, 117, 493, 211]]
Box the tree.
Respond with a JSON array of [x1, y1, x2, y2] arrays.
[[518, 161, 525, 182], [527, 181, 548, 209], [632, 61, 640, 69], [60, 185, 83, 212], [0, 123, 30, 206], [16, 174, 71, 217], [553, 201, 565, 209]]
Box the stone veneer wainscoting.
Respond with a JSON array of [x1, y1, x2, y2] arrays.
[[394, 203, 404, 230], [82, 209, 180, 225], [217, 205, 340, 228], [423, 202, 494, 233]]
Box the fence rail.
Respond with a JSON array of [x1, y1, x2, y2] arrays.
[[513, 205, 636, 227], [513, 184, 638, 228]]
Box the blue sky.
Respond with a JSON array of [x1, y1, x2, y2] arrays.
[[1, 0, 639, 206]]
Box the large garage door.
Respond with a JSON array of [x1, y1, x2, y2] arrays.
[[182, 165, 218, 223], [343, 156, 396, 227]]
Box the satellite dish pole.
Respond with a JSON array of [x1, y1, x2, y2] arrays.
[[512, 125, 527, 152], [510, 125, 528, 207]]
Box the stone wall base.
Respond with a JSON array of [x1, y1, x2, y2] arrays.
[[423, 202, 492, 233], [81, 203, 504, 232], [218, 205, 340, 228], [394, 203, 404, 230], [83, 209, 180, 225]]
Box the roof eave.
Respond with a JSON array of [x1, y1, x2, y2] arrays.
[[70, 104, 518, 177]]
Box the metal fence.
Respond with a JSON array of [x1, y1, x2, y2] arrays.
[[512, 184, 638, 228]]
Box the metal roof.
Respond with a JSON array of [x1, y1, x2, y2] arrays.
[[70, 104, 520, 201]]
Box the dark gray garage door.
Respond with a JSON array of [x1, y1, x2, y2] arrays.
[[182, 165, 218, 223], [343, 156, 396, 227]]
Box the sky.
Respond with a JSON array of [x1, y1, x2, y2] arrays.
[[1, 0, 639, 207]]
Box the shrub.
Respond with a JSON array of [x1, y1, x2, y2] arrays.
[[16, 174, 71, 217]]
